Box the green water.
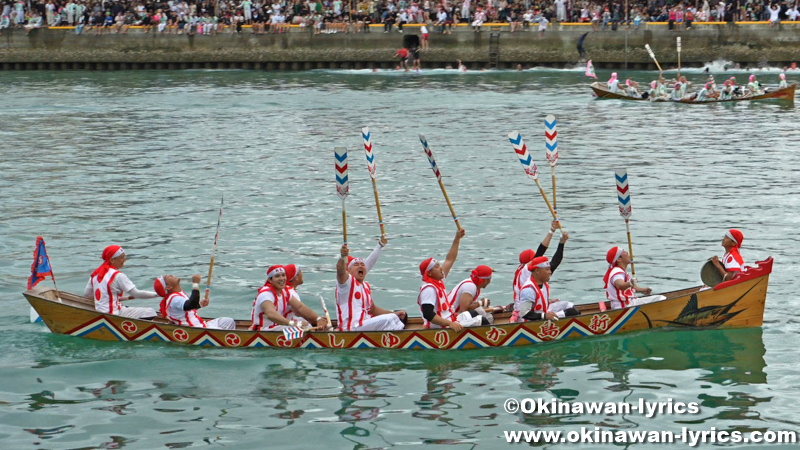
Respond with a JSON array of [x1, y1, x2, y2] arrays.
[[0, 69, 798, 449]]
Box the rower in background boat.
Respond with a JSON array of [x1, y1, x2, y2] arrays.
[[603, 246, 657, 310], [514, 255, 579, 322], [624, 78, 641, 97], [720, 80, 733, 100], [447, 264, 495, 324], [336, 237, 406, 332], [84, 245, 158, 319], [418, 228, 483, 331], [607, 72, 621, 93], [710, 229, 745, 282], [748, 75, 763, 95], [251, 265, 329, 331], [155, 274, 235, 330], [779, 73, 788, 89]]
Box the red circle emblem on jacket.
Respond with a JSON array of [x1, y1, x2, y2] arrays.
[[355, 292, 362, 300]]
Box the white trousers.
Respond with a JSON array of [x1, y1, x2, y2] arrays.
[[429, 310, 483, 329], [353, 314, 404, 331], [548, 300, 574, 314], [118, 305, 157, 319], [611, 295, 666, 310], [206, 317, 236, 330]]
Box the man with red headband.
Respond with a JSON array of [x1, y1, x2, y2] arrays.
[[83, 245, 158, 319], [711, 229, 745, 281], [418, 229, 482, 331], [603, 246, 654, 310], [447, 264, 494, 324], [516, 255, 579, 322], [336, 236, 406, 331], [154, 274, 235, 329], [251, 265, 328, 331], [513, 221, 567, 312]]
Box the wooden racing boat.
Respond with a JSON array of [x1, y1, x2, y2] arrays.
[[590, 82, 796, 103], [23, 258, 772, 350]]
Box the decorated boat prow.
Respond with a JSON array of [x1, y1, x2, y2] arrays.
[[23, 258, 771, 350]]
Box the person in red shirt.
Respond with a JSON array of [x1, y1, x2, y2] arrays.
[[395, 47, 409, 71]]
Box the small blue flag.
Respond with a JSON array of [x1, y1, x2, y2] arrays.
[[28, 236, 53, 290]]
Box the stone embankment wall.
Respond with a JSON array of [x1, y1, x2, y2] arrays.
[[2, 23, 799, 70]]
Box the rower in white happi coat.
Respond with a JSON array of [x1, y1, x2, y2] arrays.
[[513, 221, 563, 312], [335, 236, 406, 332], [155, 274, 235, 329], [779, 73, 788, 89], [516, 255, 580, 323], [83, 245, 158, 319], [603, 246, 658, 310], [251, 265, 329, 331], [418, 229, 483, 331], [607, 72, 620, 93], [447, 264, 494, 324]]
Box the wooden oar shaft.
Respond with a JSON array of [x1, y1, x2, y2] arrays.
[[370, 178, 386, 236], [204, 255, 215, 301], [535, 179, 561, 227], [551, 167, 557, 213], [341, 199, 348, 244], [437, 179, 461, 230], [625, 219, 636, 278]]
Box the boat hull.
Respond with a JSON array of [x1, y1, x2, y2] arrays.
[[590, 82, 796, 103], [23, 258, 771, 350]]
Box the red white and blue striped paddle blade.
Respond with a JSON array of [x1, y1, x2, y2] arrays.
[[282, 326, 304, 341], [616, 169, 631, 219], [335, 146, 349, 199], [508, 131, 538, 180], [544, 115, 558, 167], [362, 127, 376, 179], [419, 134, 442, 181]]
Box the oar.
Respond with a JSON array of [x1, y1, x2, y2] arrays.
[[676, 37, 681, 80], [204, 195, 223, 302], [319, 295, 334, 331], [615, 169, 636, 280], [335, 146, 349, 244], [361, 127, 385, 237], [644, 44, 663, 73], [544, 115, 560, 228], [419, 135, 461, 230], [508, 131, 562, 228]]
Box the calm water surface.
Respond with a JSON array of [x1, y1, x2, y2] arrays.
[[1, 69, 799, 449]]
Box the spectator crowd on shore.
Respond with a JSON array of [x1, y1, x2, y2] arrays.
[[1, 0, 799, 36]]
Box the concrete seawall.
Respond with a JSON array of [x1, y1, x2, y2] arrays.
[[2, 23, 800, 70]]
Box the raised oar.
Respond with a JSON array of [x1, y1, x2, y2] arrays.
[[645, 44, 663, 73], [508, 131, 562, 228], [677, 37, 682, 80], [319, 295, 334, 331], [204, 195, 223, 302], [335, 146, 349, 244], [544, 115, 560, 227], [361, 127, 385, 237], [419, 135, 461, 230], [615, 169, 636, 279]]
